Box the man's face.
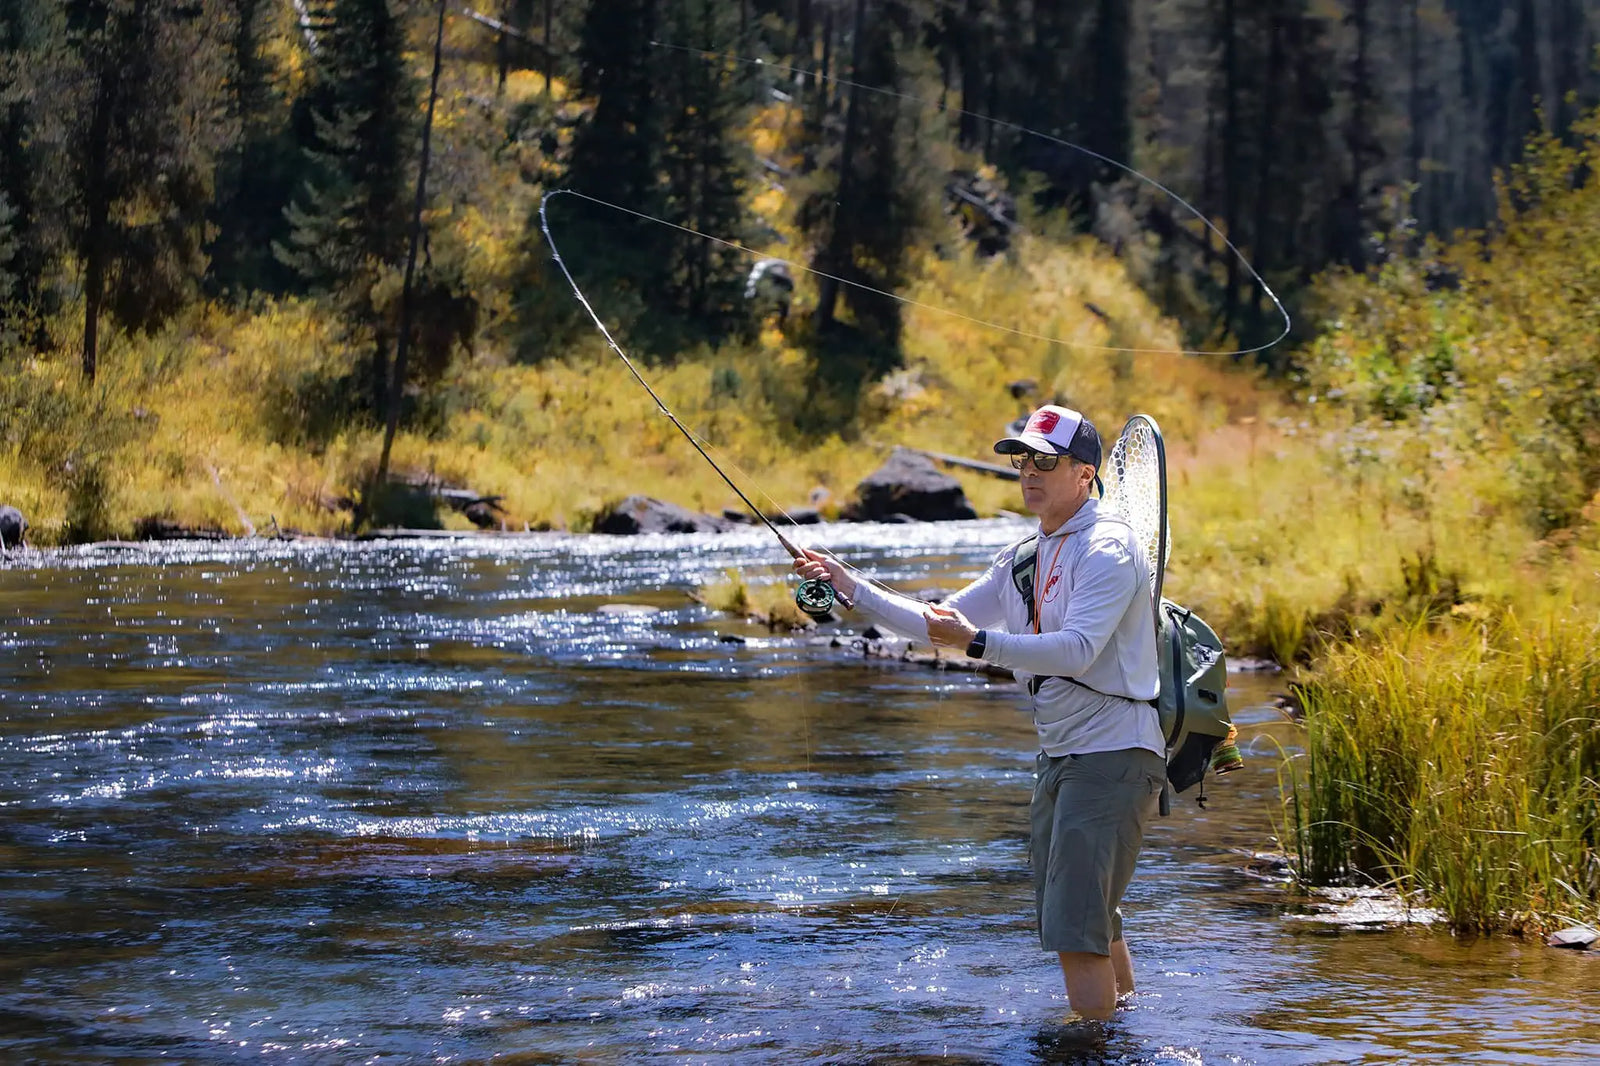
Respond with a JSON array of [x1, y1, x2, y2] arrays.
[[1016, 452, 1094, 517]]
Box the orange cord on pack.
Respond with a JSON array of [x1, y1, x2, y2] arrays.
[[1032, 535, 1069, 635]]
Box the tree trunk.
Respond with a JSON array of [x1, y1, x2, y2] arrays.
[[1551, 0, 1584, 134], [497, 1, 510, 93], [1220, 0, 1239, 336], [1512, 0, 1540, 144], [818, 5, 835, 115], [1407, 0, 1422, 188], [373, 0, 447, 509], [794, 0, 813, 97], [543, 0, 552, 98], [1252, 12, 1282, 339], [814, 0, 865, 330], [958, 0, 983, 148], [80, 68, 116, 383], [1343, 0, 1373, 269]]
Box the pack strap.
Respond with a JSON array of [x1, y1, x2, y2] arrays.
[[1011, 531, 1156, 709]]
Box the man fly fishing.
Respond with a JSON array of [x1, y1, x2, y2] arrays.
[[793, 405, 1165, 1021]]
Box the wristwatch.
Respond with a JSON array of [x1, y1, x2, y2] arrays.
[[966, 629, 987, 659]]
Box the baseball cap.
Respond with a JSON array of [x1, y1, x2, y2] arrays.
[[994, 405, 1103, 470]]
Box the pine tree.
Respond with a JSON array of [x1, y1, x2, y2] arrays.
[[559, 0, 669, 336], [800, 0, 942, 357], [0, 2, 44, 325], [658, 0, 754, 330], [276, 0, 412, 294], [556, 0, 755, 350], [275, 0, 413, 415], [24, 0, 232, 380], [208, 0, 299, 295]]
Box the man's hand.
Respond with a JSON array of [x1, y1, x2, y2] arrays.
[[925, 603, 978, 651], [792, 547, 858, 600]]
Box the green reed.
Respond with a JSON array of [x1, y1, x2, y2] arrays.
[[1287, 612, 1600, 934]]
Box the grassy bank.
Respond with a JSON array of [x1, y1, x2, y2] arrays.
[[0, 231, 1261, 544], [1270, 112, 1600, 932], [1287, 609, 1600, 933]]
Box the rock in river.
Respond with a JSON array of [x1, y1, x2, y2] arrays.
[[843, 447, 978, 523], [593, 495, 733, 535], [1547, 926, 1598, 950]]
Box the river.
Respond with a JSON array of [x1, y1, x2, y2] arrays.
[[2, 521, 1597, 1063]]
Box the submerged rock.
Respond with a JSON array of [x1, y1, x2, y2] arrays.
[[843, 447, 977, 523], [596, 604, 661, 617], [1547, 926, 1598, 950], [593, 496, 732, 535]]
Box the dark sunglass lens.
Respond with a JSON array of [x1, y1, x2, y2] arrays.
[[1010, 453, 1026, 470], [1034, 453, 1059, 471]]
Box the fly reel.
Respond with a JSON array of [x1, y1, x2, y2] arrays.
[[794, 578, 837, 619]]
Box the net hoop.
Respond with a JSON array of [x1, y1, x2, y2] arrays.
[[1103, 414, 1169, 615]]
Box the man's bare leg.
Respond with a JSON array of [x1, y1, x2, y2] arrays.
[[1057, 952, 1118, 1020], [1111, 939, 1135, 997]]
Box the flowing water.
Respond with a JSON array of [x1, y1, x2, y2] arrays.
[[2, 522, 1597, 1064]]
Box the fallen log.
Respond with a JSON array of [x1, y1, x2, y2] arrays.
[[906, 448, 1020, 482]]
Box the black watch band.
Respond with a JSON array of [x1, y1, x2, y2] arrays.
[[966, 629, 987, 659]]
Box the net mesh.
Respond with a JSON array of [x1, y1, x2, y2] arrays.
[[1102, 417, 1169, 597]]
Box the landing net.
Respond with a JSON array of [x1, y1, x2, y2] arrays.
[[1102, 415, 1169, 609]]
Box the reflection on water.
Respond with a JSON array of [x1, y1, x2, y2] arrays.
[[2, 526, 1598, 1063]]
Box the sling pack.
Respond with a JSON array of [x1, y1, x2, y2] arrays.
[[1011, 534, 1235, 794]]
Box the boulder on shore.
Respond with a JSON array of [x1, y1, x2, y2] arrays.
[[0, 505, 26, 549], [843, 447, 978, 523], [594, 495, 733, 535], [464, 501, 501, 529]]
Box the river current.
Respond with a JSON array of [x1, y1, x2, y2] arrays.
[[2, 521, 1597, 1063]]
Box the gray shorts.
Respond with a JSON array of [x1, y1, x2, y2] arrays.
[[1030, 747, 1166, 955]]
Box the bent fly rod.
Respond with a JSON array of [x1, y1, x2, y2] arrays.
[[538, 188, 838, 619]]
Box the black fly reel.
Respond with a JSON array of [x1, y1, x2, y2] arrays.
[[794, 578, 836, 619]]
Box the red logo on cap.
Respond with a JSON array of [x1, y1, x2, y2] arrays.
[[1028, 410, 1061, 435]]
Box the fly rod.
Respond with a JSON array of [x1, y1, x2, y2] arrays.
[[538, 188, 838, 618]]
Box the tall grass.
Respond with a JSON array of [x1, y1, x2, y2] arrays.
[[1286, 609, 1600, 933]]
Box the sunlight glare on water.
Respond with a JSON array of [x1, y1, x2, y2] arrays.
[[1, 525, 1598, 1063]]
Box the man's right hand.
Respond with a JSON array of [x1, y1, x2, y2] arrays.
[[793, 548, 857, 600]]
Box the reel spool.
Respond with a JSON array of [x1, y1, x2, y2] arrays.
[[794, 578, 836, 619]]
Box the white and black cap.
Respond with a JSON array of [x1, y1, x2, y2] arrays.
[[993, 404, 1103, 469]]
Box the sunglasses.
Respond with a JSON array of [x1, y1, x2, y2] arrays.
[[1009, 450, 1063, 472]]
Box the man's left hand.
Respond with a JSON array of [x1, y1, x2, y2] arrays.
[[925, 604, 978, 650]]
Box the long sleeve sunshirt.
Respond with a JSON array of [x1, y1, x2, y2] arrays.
[[850, 497, 1165, 758]]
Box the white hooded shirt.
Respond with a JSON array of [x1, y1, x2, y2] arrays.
[[849, 497, 1165, 758]]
